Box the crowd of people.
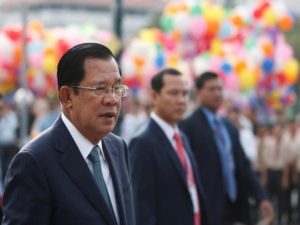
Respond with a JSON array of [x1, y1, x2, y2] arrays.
[[0, 43, 300, 225]]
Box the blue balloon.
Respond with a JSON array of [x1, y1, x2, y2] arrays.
[[262, 59, 274, 73], [156, 52, 165, 68], [221, 62, 232, 74], [218, 21, 234, 39]]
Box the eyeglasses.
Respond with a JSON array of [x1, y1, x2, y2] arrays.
[[71, 84, 129, 99]]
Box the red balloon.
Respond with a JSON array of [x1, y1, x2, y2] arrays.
[[57, 39, 70, 58], [4, 29, 22, 42]]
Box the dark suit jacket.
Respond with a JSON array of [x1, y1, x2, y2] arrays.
[[179, 107, 267, 225], [2, 117, 135, 225], [129, 118, 209, 225]]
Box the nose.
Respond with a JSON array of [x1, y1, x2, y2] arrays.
[[102, 88, 119, 105], [177, 92, 187, 104]]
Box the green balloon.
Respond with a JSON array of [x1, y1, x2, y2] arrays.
[[160, 16, 174, 32], [190, 4, 202, 16], [245, 38, 256, 50]]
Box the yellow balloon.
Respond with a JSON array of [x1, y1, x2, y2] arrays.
[[284, 59, 299, 84], [43, 55, 57, 74], [140, 29, 156, 43], [239, 69, 256, 91], [104, 35, 121, 54], [167, 54, 179, 67], [210, 39, 223, 56], [262, 8, 277, 27], [270, 89, 281, 100], [204, 4, 224, 22]]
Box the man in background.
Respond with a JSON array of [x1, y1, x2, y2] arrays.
[[180, 71, 273, 225], [129, 68, 209, 225]]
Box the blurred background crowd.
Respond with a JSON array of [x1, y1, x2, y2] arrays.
[[1, 0, 300, 224]]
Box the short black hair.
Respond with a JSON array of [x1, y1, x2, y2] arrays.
[[57, 42, 117, 90], [195, 71, 219, 90], [151, 68, 182, 92]]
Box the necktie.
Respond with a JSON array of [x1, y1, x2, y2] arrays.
[[173, 132, 188, 174], [88, 145, 114, 214], [173, 132, 201, 225], [214, 118, 237, 202]]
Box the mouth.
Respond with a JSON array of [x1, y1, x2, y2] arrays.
[[100, 112, 117, 120]]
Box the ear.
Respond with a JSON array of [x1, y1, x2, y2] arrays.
[[150, 90, 158, 103], [195, 89, 202, 102], [59, 86, 73, 109]]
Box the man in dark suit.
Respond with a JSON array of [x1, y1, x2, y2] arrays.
[[2, 43, 135, 225], [129, 68, 209, 225], [179, 71, 273, 225]]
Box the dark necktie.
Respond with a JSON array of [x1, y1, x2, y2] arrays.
[[88, 145, 114, 215], [214, 118, 237, 202]]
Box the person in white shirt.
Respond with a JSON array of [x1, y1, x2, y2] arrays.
[[129, 68, 209, 225]]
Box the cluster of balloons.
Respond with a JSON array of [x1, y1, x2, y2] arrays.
[[0, 22, 120, 96], [121, 0, 299, 110]]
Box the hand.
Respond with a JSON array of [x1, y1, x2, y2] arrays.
[[260, 200, 273, 225]]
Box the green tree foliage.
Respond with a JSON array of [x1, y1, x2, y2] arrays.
[[285, 17, 300, 62]]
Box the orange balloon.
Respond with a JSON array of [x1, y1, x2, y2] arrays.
[[171, 30, 182, 42], [231, 15, 244, 28], [235, 61, 247, 74], [134, 56, 145, 69], [254, 66, 261, 84], [178, 2, 189, 13], [262, 42, 273, 57], [28, 21, 43, 33], [206, 20, 220, 36], [13, 45, 23, 66], [278, 16, 294, 32], [44, 47, 56, 58], [165, 4, 178, 15]]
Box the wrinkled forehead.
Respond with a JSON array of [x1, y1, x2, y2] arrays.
[[83, 58, 121, 80], [84, 72, 123, 85]]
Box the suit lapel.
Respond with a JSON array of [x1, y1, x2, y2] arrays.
[[182, 134, 207, 205], [197, 108, 219, 150], [102, 136, 127, 225], [150, 120, 188, 188], [53, 118, 117, 225]]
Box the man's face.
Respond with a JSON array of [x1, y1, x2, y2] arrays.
[[65, 57, 122, 143], [196, 78, 223, 112], [153, 74, 188, 127]]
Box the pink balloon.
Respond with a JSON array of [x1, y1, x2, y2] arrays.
[[188, 17, 207, 39], [28, 52, 43, 68], [225, 74, 240, 92]]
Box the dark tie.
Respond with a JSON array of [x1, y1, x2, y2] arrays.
[[214, 118, 237, 202], [88, 145, 114, 214]]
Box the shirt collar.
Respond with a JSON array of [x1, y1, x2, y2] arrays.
[[202, 107, 222, 125], [61, 113, 104, 160], [151, 112, 179, 140]]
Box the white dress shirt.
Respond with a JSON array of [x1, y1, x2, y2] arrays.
[[151, 112, 179, 150], [61, 113, 119, 224], [151, 112, 200, 215]]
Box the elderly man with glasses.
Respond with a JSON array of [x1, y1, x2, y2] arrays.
[[2, 43, 135, 225]]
